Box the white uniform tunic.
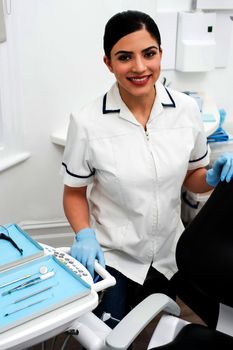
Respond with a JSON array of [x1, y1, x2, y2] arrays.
[[61, 81, 209, 284]]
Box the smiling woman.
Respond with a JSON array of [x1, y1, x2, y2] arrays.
[[104, 28, 162, 127], [60, 10, 212, 333], [60, 10, 233, 344]]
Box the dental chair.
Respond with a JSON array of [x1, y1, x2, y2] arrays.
[[146, 178, 233, 350], [68, 179, 233, 349]]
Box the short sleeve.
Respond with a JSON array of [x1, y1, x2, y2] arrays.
[[188, 102, 210, 170], [60, 114, 94, 187]]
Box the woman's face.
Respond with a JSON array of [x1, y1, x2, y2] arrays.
[[104, 28, 162, 101]]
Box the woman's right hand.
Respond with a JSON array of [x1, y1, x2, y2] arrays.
[[70, 227, 105, 278]]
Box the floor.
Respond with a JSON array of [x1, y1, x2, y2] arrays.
[[31, 297, 206, 350]]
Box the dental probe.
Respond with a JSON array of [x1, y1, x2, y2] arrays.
[[4, 296, 51, 317], [12, 283, 57, 304], [2, 271, 55, 296], [0, 265, 48, 289]]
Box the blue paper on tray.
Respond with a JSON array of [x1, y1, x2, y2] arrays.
[[0, 254, 91, 333]]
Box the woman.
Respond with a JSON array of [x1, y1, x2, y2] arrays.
[[61, 10, 233, 327]]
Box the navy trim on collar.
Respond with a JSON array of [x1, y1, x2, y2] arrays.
[[162, 87, 176, 108], [102, 93, 120, 114], [102, 85, 176, 115]]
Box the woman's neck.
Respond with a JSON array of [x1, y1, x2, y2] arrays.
[[120, 87, 156, 129]]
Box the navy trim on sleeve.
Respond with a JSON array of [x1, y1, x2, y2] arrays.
[[62, 162, 95, 178], [189, 148, 208, 163]]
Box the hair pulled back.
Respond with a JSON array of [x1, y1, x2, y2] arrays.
[[103, 10, 161, 59]]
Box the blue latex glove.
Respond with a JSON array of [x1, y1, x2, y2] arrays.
[[206, 153, 233, 187], [70, 228, 105, 278]]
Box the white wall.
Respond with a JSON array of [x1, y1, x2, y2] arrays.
[[0, 0, 232, 245]]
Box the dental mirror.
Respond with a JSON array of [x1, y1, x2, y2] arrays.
[[39, 265, 48, 274]]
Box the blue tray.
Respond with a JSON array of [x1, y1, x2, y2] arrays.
[[0, 224, 44, 271], [0, 254, 91, 333]]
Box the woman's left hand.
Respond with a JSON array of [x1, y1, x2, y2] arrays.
[[206, 153, 233, 187]]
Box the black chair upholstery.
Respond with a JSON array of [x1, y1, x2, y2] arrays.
[[151, 180, 233, 349], [171, 180, 233, 327], [153, 323, 233, 349]]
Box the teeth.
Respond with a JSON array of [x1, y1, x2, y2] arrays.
[[130, 77, 147, 82]]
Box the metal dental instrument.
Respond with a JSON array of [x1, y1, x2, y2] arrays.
[[0, 266, 49, 289], [12, 283, 57, 304], [4, 296, 51, 317], [0, 274, 34, 289], [2, 271, 55, 296]]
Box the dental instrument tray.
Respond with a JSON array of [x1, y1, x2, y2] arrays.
[[0, 223, 44, 271], [0, 254, 91, 333]]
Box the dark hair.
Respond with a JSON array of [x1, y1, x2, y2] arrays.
[[103, 10, 161, 59]]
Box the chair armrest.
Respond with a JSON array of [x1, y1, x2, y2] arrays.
[[106, 293, 180, 350]]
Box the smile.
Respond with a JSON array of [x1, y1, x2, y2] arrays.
[[127, 75, 151, 85]]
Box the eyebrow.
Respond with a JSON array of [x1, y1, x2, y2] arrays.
[[114, 45, 159, 56]]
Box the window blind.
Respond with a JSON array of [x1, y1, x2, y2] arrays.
[[0, 0, 6, 43]]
